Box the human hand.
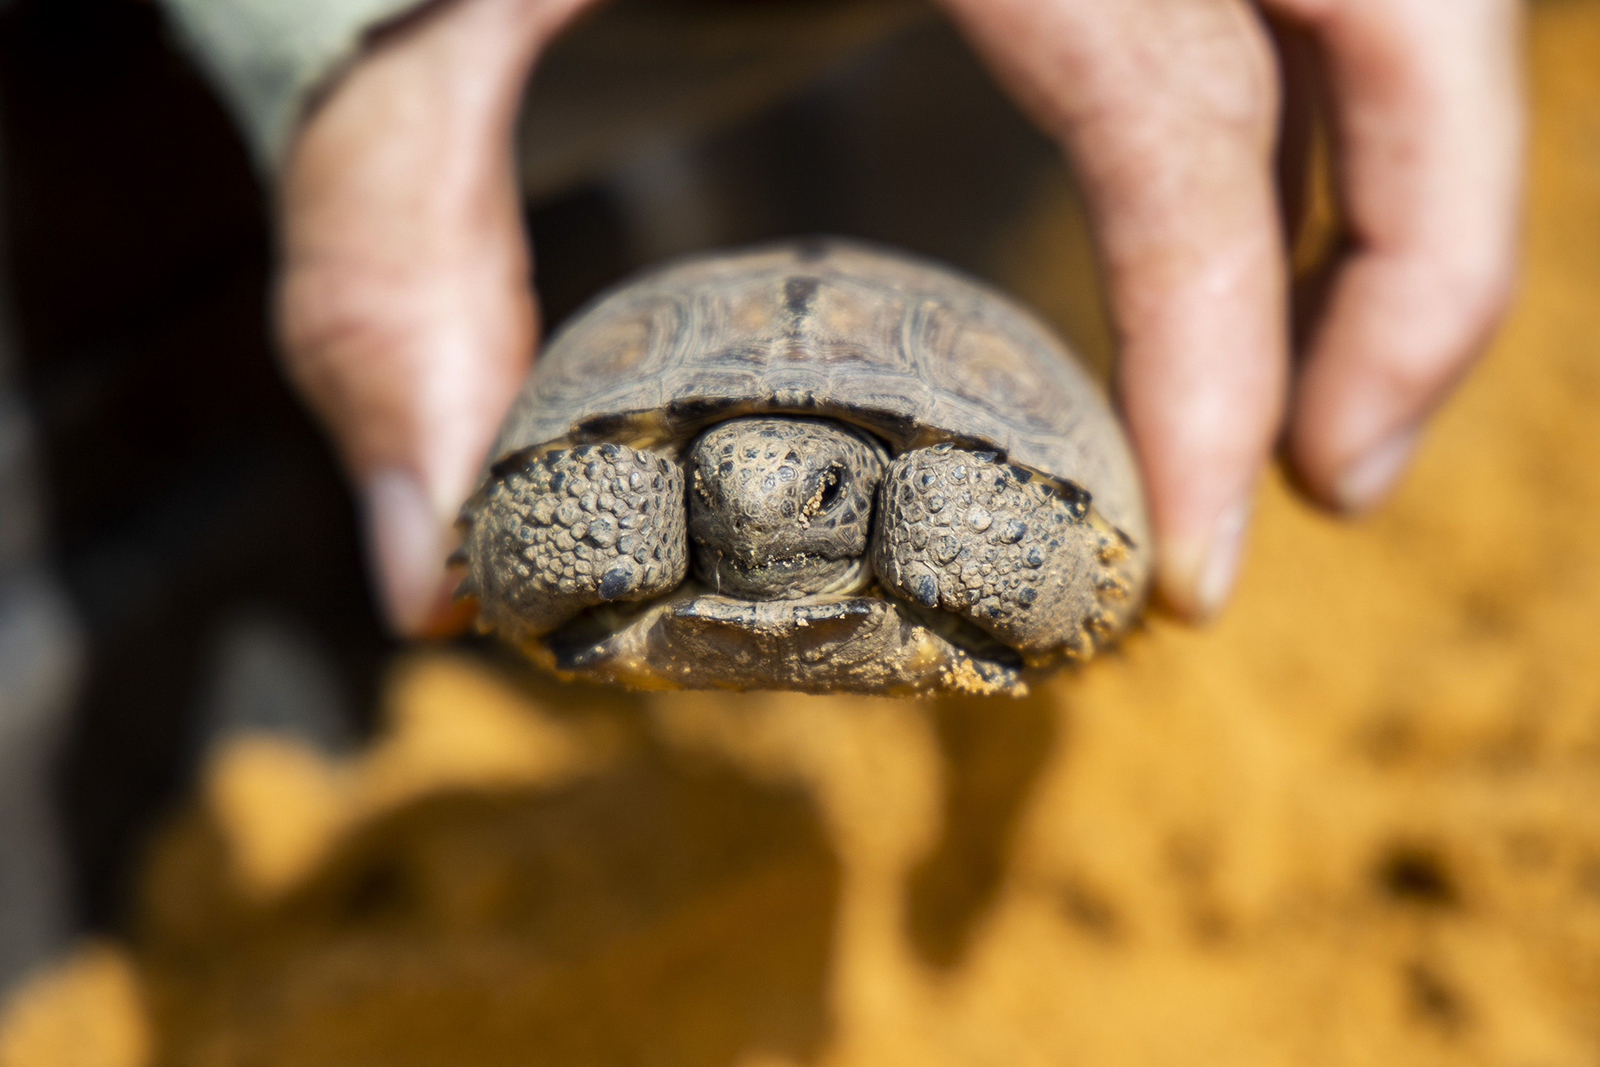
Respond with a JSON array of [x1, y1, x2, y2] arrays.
[[277, 0, 596, 635], [280, 0, 1521, 635], [940, 0, 1522, 619]]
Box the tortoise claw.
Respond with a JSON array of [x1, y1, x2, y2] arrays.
[[465, 443, 687, 638]]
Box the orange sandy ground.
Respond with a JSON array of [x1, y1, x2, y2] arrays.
[[4, 3, 1599, 1064]]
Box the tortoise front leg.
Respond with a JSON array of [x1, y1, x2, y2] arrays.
[[871, 444, 1126, 655], [466, 442, 687, 638]]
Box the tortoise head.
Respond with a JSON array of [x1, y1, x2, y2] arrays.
[[685, 417, 887, 598]]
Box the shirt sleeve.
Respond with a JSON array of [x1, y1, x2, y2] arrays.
[[159, 0, 428, 173]]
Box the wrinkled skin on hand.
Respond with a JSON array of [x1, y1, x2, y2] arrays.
[[276, 0, 1521, 634]]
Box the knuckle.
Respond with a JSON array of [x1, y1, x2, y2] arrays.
[[1163, 7, 1280, 138], [1376, 348, 1457, 404], [1379, 275, 1509, 402], [278, 270, 416, 384], [1368, 241, 1519, 404], [1451, 254, 1518, 334], [1065, 2, 1280, 150]]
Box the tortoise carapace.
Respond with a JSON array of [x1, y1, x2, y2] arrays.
[[459, 240, 1150, 695]]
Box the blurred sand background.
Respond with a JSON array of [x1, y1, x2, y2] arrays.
[[4, 1, 1599, 1064]]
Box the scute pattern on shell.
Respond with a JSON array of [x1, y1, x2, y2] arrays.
[[467, 442, 687, 638], [485, 240, 1149, 552]]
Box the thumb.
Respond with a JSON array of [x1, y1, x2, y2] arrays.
[[277, 0, 593, 634]]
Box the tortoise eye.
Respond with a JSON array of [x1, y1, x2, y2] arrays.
[[816, 465, 846, 511]]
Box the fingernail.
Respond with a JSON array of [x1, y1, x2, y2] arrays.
[[362, 468, 450, 635], [1334, 426, 1420, 513], [1161, 498, 1250, 623], [1195, 498, 1250, 620]]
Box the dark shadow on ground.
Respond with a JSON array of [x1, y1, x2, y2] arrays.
[[904, 688, 1059, 969], [131, 697, 842, 1067]]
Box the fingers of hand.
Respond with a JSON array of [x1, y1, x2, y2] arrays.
[[942, 0, 1288, 620], [946, 0, 1522, 617], [1272, 0, 1523, 510], [277, 0, 598, 634], [280, 251, 535, 635]]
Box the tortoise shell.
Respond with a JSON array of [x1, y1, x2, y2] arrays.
[[465, 240, 1150, 695], [485, 240, 1146, 545]]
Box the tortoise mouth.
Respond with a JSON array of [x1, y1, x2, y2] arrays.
[[697, 551, 871, 600]]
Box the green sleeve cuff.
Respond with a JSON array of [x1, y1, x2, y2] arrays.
[[161, 0, 426, 173]]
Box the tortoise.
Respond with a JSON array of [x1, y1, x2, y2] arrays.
[[458, 240, 1150, 696]]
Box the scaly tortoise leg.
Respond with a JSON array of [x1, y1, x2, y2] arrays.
[[871, 443, 1133, 655], [465, 442, 687, 638]]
